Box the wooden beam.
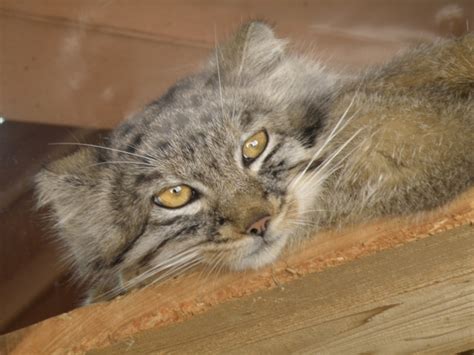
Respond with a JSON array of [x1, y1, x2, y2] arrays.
[[1, 187, 472, 353], [92, 225, 474, 354]]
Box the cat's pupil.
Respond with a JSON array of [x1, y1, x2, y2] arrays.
[[171, 187, 182, 194]]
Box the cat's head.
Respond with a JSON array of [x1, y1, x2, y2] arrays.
[[36, 21, 338, 297]]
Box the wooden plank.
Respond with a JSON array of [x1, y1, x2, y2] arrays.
[[91, 225, 474, 354], [1, 187, 472, 354]]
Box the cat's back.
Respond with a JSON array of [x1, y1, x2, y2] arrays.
[[321, 34, 473, 220], [363, 33, 473, 96]]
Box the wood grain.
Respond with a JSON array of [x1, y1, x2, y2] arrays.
[[92, 225, 474, 354], [1, 187, 472, 354]]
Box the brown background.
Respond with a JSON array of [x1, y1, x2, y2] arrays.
[[0, 0, 472, 334]]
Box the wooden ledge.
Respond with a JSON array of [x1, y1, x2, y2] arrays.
[[1, 188, 473, 354], [94, 224, 474, 354]]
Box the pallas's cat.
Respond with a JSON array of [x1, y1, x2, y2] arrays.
[[36, 22, 473, 302]]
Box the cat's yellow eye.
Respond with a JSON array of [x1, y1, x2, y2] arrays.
[[154, 185, 194, 209], [242, 130, 268, 162]]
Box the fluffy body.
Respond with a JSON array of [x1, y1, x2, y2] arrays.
[[36, 22, 474, 302]]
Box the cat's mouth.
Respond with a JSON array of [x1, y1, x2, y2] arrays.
[[201, 182, 315, 271], [227, 231, 288, 270], [234, 197, 299, 269], [204, 201, 299, 271], [233, 166, 325, 269]]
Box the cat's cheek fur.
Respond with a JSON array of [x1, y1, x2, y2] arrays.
[[287, 170, 328, 232]]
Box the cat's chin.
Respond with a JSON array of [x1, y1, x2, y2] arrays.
[[229, 233, 289, 271]]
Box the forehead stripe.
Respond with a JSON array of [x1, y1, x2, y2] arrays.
[[135, 171, 163, 185], [126, 133, 144, 154]]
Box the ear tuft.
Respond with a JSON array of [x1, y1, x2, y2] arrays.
[[211, 20, 287, 79]]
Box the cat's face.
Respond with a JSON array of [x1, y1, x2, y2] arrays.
[[36, 22, 336, 295], [107, 79, 321, 273]]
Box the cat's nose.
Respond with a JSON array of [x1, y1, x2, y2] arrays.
[[246, 215, 271, 237]]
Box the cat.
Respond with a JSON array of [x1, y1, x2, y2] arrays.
[[36, 21, 473, 302]]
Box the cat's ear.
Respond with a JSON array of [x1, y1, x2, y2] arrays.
[[35, 148, 101, 210], [35, 148, 146, 281], [209, 20, 287, 79]]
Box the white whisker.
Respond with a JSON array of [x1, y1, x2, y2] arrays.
[[49, 142, 156, 162], [306, 127, 364, 184], [128, 249, 200, 287], [146, 258, 201, 288], [231, 24, 251, 120], [86, 160, 156, 168], [214, 27, 226, 120], [290, 94, 359, 188], [199, 251, 227, 287], [110, 247, 201, 297]]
